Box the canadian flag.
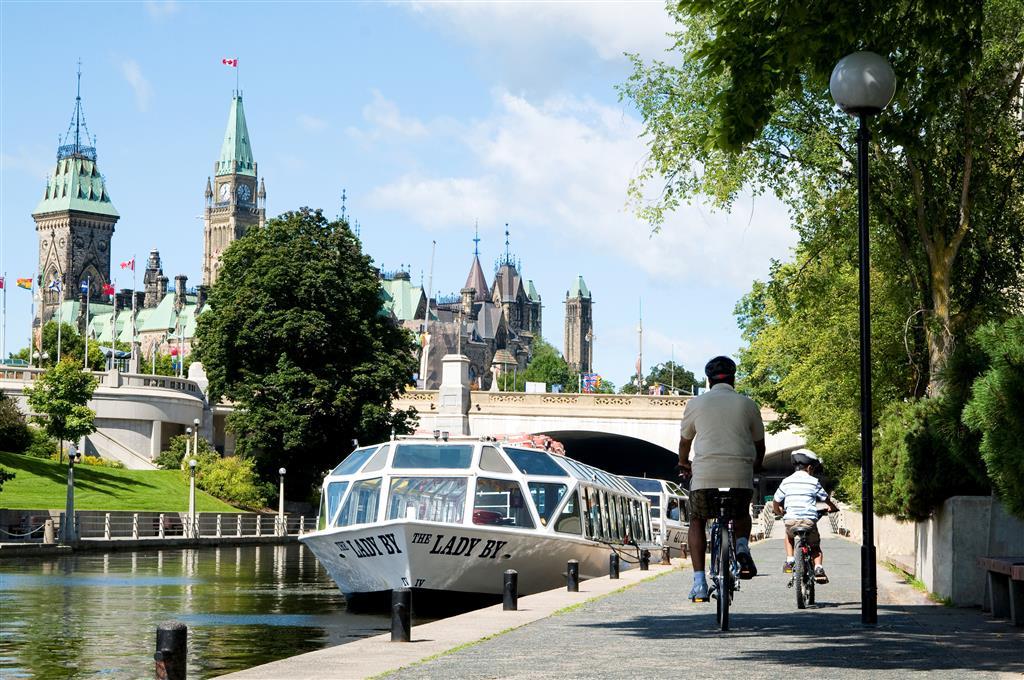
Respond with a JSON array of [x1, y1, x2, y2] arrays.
[[102, 283, 115, 296], [222, 58, 238, 67], [120, 258, 135, 271]]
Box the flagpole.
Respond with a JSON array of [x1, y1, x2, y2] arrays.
[[83, 277, 90, 370], [131, 255, 137, 368], [2, 272, 7, 361], [111, 284, 117, 371], [56, 290, 62, 364]]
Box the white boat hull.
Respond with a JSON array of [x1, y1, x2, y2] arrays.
[[300, 520, 636, 597]]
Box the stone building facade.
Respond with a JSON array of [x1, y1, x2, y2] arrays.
[[564, 275, 593, 374]]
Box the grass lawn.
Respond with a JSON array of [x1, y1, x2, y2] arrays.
[[0, 451, 238, 512]]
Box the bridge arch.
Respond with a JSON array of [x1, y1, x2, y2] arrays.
[[538, 430, 678, 479]]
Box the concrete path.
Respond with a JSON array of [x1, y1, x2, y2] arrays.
[[387, 537, 1024, 679]]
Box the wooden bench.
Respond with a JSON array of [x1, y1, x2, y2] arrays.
[[978, 556, 1024, 626]]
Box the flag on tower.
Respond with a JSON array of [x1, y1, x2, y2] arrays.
[[47, 278, 62, 293], [80, 280, 89, 294], [0, 277, 4, 290], [222, 58, 238, 67], [16, 278, 32, 290], [120, 258, 134, 271], [102, 283, 115, 296]]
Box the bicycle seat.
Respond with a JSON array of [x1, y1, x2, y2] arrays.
[[791, 528, 811, 536]]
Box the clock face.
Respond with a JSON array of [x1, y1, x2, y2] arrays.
[[237, 183, 252, 202], [218, 183, 230, 201]]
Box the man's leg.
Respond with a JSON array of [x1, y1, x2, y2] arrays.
[[688, 518, 707, 573], [734, 494, 757, 579]]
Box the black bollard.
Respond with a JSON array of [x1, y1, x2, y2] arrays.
[[503, 569, 518, 611], [154, 621, 187, 680], [567, 559, 580, 592], [661, 546, 671, 566], [640, 549, 651, 571], [609, 552, 620, 579], [391, 588, 412, 642]]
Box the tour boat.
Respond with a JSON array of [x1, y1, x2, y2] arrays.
[[624, 476, 689, 557], [300, 435, 655, 603]]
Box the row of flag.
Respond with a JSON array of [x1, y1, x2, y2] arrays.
[[1, 258, 134, 295], [581, 372, 603, 393]]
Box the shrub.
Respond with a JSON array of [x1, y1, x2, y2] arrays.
[[155, 434, 216, 470], [963, 317, 1024, 519], [0, 391, 31, 453], [25, 428, 58, 459], [81, 455, 124, 469], [192, 453, 270, 509], [0, 466, 14, 493]]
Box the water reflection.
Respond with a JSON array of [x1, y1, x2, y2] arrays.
[[0, 544, 389, 679]]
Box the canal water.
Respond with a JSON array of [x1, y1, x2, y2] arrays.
[[0, 544, 391, 679]]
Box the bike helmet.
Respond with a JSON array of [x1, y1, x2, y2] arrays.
[[704, 355, 737, 381], [791, 449, 820, 468]]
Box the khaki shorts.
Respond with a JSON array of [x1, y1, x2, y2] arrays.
[[785, 519, 821, 550]]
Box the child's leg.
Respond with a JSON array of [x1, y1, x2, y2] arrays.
[[784, 530, 794, 558]]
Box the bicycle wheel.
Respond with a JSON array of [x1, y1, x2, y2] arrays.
[[717, 525, 731, 630], [806, 570, 815, 606], [794, 536, 806, 610]]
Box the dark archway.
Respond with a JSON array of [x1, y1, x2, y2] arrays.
[[540, 430, 678, 480]]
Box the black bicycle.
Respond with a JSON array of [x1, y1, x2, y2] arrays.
[[707, 489, 743, 630], [790, 526, 816, 609]]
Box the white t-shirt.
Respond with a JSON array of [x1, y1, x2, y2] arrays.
[[679, 383, 765, 490], [773, 470, 829, 521]]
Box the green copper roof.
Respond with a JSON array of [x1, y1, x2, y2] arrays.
[[526, 279, 541, 303], [568, 275, 590, 299], [381, 278, 426, 322], [216, 95, 256, 177], [33, 156, 119, 218]]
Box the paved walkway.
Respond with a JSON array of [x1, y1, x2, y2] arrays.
[[386, 537, 1024, 679]]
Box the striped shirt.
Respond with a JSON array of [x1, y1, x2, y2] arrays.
[[773, 470, 828, 521]]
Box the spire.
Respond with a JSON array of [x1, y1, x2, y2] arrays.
[[340, 188, 347, 220], [205, 177, 213, 199], [473, 220, 480, 257], [465, 229, 490, 302], [495, 223, 520, 272], [58, 60, 96, 162], [568, 275, 591, 299], [216, 94, 256, 176]]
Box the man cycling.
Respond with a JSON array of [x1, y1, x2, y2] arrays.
[[773, 450, 838, 583], [678, 356, 766, 602]]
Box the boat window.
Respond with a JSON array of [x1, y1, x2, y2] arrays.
[[665, 496, 683, 522], [331, 446, 380, 476], [581, 487, 596, 538], [503, 447, 569, 477], [527, 482, 567, 526], [393, 444, 474, 469], [625, 476, 663, 493], [336, 478, 381, 527], [479, 446, 513, 474], [362, 445, 390, 473], [598, 490, 611, 540], [553, 489, 582, 535], [387, 477, 467, 524], [324, 481, 349, 528], [473, 478, 535, 529]]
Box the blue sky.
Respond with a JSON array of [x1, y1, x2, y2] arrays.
[[0, 1, 798, 388]]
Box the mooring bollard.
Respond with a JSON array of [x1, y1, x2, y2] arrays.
[[158, 513, 166, 539], [132, 513, 140, 539], [609, 552, 620, 579], [661, 546, 671, 566], [567, 559, 580, 592], [391, 588, 412, 642], [639, 550, 650, 571], [43, 519, 55, 544], [503, 569, 518, 611], [154, 621, 187, 680]]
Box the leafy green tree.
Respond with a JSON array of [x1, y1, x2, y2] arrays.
[[620, 0, 1024, 395], [963, 317, 1024, 518], [140, 352, 177, 377], [154, 434, 217, 469], [621, 361, 697, 395], [12, 322, 106, 370], [195, 208, 418, 492], [524, 338, 578, 391], [0, 391, 32, 453], [0, 467, 13, 494], [24, 357, 98, 463]]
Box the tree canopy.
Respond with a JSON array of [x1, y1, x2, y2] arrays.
[[195, 208, 418, 492], [24, 357, 98, 462], [621, 361, 697, 395]]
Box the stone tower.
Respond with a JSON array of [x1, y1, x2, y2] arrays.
[[143, 248, 168, 308], [203, 92, 265, 287], [564, 275, 593, 374], [32, 66, 119, 326]]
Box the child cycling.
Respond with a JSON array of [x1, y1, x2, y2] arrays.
[[772, 450, 838, 583]]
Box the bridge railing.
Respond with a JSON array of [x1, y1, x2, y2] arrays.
[[0, 367, 201, 396], [396, 389, 690, 414]]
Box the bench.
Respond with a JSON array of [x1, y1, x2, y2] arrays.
[[978, 556, 1024, 626]]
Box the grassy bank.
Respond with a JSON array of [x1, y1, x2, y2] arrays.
[[0, 451, 237, 512]]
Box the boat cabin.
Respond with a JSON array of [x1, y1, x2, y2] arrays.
[[624, 476, 689, 553]]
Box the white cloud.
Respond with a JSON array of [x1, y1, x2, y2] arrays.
[[120, 60, 152, 112], [1, 147, 52, 179], [364, 90, 797, 288], [145, 1, 180, 19], [297, 114, 328, 132], [362, 90, 428, 138]]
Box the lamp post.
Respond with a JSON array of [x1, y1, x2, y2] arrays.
[[193, 418, 200, 456], [61, 444, 81, 544], [188, 457, 197, 539], [278, 467, 287, 536], [830, 50, 897, 626]]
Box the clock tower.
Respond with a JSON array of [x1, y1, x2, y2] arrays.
[[203, 92, 265, 286]]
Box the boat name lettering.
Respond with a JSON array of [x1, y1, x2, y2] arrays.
[[332, 533, 403, 559], [428, 534, 508, 559], [411, 532, 433, 545]]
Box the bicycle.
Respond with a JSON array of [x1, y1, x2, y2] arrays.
[[790, 526, 815, 609], [706, 488, 743, 631]]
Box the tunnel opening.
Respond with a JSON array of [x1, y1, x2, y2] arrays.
[[539, 430, 679, 480]]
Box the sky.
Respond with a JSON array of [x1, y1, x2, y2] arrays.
[[0, 1, 799, 389]]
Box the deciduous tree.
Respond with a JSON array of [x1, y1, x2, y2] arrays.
[[24, 357, 98, 462]]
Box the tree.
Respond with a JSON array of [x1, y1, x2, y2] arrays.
[[0, 467, 13, 494], [13, 321, 106, 370], [24, 357, 98, 462], [0, 391, 32, 453], [620, 0, 1024, 395], [140, 352, 177, 377], [622, 361, 697, 395], [154, 434, 217, 469], [524, 338, 578, 391], [195, 208, 418, 492]]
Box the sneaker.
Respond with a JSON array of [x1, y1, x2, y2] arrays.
[[814, 566, 829, 584], [737, 550, 758, 579], [689, 579, 709, 602], [783, 561, 794, 574]]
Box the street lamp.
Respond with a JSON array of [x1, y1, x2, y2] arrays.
[[830, 50, 897, 627], [193, 418, 200, 456], [278, 467, 287, 536], [188, 457, 198, 539], [61, 444, 82, 544]]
